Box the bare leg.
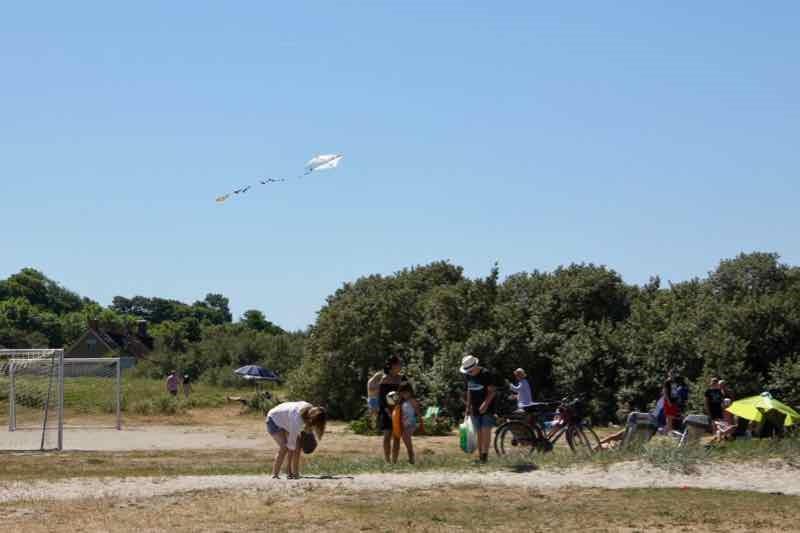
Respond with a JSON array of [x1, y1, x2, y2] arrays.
[[285, 449, 293, 476], [291, 437, 301, 477], [599, 428, 626, 446], [391, 436, 401, 463], [382, 430, 392, 462], [269, 431, 288, 477], [478, 426, 492, 455], [401, 429, 415, 464]]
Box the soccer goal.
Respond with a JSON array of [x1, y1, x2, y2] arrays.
[[1, 352, 124, 451], [0, 349, 64, 451]]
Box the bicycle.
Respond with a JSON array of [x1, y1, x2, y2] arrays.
[[493, 396, 601, 457]]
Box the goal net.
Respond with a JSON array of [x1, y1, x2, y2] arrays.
[[62, 358, 122, 430], [0, 349, 64, 451]]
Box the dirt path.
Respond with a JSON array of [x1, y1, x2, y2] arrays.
[[0, 421, 454, 453], [2, 461, 797, 504]]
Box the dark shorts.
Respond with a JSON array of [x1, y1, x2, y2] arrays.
[[266, 416, 281, 436], [379, 409, 393, 432], [470, 414, 496, 429], [169, 390, 177, 397]]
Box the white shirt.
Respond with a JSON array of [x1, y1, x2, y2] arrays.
[[267, 401, 311, 450], [510, 378, 533, 408]]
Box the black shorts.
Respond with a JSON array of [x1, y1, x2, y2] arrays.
[[378, 409, 393, 432]]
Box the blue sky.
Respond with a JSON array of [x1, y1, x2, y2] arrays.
[[2, 2, 798, 330]]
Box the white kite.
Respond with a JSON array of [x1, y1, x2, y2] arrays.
[[216, 153, 344, 203], [306, 154, 343, 172]]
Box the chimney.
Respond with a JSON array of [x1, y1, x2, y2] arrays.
[[136, 320, 148, 338], [88, 318, 100, 331]]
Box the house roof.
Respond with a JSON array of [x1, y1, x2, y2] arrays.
[[68, 325, 154, 358]]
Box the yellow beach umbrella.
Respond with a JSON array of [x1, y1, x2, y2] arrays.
[[726, 392, 800, 427]]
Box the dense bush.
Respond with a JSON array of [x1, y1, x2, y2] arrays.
[[769, 354, 800, 409], [0, 269, 302, 383], [242, 391, 281, 415], [422, 416, 455, 436], [349, 412, 377, 435], [5, 253, 800, 424], [130, 395, 187, 416], [294, 253, 800, 423], [132, 327, 306, 386]]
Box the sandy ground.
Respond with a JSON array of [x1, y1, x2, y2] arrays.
[[0, 425, 452, 453], [1, 461, 797, 504], [0, 416, 458, 454], [0, 426, 265, 451], [0, 407, 269, 451]]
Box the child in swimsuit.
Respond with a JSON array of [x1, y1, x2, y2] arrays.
[[397, 382, 422, 464]]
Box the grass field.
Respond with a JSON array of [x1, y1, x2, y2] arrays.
[[3, 379, 800, 532], [1, 412, 798, 482], [3, 485, 799, 532], [1, 375, 262, 413], [1, 376, 282, 430]]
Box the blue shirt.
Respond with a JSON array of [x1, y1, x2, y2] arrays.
[[510, 378, 533, 408]]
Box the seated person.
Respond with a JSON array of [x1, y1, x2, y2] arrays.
[[710, 399, 738, 443], [756, 409, 787, 439], [598, 411, 657, 450]]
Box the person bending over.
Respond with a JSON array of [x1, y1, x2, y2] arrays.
[[266, 401, 326, 479]]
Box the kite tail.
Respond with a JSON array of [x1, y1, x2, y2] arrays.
[[215, 153, 341, 203]]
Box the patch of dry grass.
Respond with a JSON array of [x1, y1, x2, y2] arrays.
[[2, 485, 798, 532], [0, 421, 466, 481]]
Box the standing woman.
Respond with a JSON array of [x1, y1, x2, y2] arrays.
[[378, 356, 405, 463], [182, 374, 192, 399], [266, 401, 326, 479], [662, 379, 680, 432]]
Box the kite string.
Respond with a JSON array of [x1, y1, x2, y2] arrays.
[[215, 154, 341, 203], [216, 172, 308, 202]]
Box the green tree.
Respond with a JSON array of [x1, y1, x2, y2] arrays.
[[241, 310, 283, 335]]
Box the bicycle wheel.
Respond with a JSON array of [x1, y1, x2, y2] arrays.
[[494, 421, 538, 457], [567, 423, 601, 455]]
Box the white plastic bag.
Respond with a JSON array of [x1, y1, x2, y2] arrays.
[[459, 416, 477, 454]]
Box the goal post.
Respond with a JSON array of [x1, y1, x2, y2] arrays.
[[0, 349, 64, 451]]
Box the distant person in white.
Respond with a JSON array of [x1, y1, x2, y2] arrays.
[[509, 368, 533, 409], [265, 401, 326, 479]]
